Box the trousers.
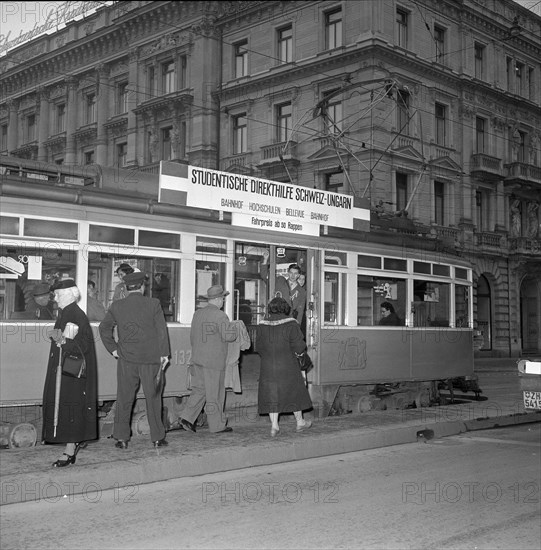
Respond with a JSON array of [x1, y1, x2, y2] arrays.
[[182, 364, 227, 432], [113, 359, 165, 442]]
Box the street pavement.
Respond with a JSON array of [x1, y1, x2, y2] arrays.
[[1, 357, 540, 505]]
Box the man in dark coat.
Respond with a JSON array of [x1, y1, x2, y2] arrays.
[[99, 271, 170, 449], [179, 285, 238, 434], [26, 282, 57, 320]]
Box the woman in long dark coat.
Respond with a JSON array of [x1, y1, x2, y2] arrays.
[[42, 279, 98, 467], [256, 297, 312, 437]]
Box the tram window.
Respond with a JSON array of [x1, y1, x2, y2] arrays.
[[455, 267, 468, 280], [89, 225, 135, 245], [433, 264, 450, 277], [324, 272, 345, 324], [455, 285, 470, 327], [196, 237, 227, 257], [0, 244, 76, 321], [324, 251, 347, 266], [413, 280, 450, 327], [196, 260, 226, 309], [383, 257, 407, 272], [0, 216, 19, 235], [358, 255, 381, 269], [413, 261, 431, 274], [90, 254, 179, 321], [24, 219, 78, 240], [139, 230, 180, 250], [358, 275, 406, 326]]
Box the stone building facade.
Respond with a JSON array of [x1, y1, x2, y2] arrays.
[[1, 0, 540, 356]]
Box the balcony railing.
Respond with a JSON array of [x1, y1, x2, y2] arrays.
[[470, 153, 502, 181], [509, 237, 541, 255], [260, 141, 297, 162], [475, 231, 503, 248], [505, 162, 541, 186]]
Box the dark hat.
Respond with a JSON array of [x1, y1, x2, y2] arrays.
[[50, 279, 77, 291], [116, 263, 134, 274], [206, 285, 229, 299], [32, 283, 51, 297], [124, 272, 146, 286]]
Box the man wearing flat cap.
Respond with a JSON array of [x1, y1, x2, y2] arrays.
[[99, 271, 170, 449], [179, 285, 238, 434], [25, 282, 56, 320], [112, 263, 134, 302]]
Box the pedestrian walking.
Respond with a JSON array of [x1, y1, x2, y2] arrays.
[[256, 297, 312, 437], [179, 285, 238, 434], [99, 271, 170, 449], [42, 279, 98, 467]]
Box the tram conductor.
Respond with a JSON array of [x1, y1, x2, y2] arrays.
[[99, 271, 170, 449]]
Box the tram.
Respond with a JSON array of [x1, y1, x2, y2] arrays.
[[0, 155, 478, 436]]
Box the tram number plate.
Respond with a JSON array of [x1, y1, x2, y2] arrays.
[[523, 391, 541, 410]]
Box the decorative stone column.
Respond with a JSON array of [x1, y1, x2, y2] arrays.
[[37, 87, 50, 162], [64, 77, 78, 164], [126, 47, 139, 167], [494, 180, 506, 232], [95, 64, 110, 165], [7, 99, 19, 153]]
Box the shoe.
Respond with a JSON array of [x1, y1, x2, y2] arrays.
[[214, 427, 233, 433], [115, 440, 129, 449], [296, 420, 312, 432], [180, 418, 196, 433], [270, 427, 280, 437], [153, 438, 168, 448], [52, 453, 76, 467]]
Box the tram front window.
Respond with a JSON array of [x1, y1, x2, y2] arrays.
[[357, 275, 406, 326], [0, 244, 76, 321], [413, 280, 450, 327]]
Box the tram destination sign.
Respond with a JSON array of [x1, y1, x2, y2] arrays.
[[159, 162, 370, 236]]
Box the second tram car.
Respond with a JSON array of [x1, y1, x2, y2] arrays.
[[0, 156, 478, 438]]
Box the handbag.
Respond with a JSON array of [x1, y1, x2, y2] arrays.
[[295, 351, 314, 373], [61, 342, 86, 378]]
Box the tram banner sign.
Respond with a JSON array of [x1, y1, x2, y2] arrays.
[[159, 162, 370, 235]]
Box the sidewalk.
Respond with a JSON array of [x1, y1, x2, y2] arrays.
[[1, 359, 540, 505]]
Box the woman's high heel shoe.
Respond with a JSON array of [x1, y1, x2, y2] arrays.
[[51, 442, 85, 468], [52, 453, 76, 467]]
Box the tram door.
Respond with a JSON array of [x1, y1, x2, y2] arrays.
[[232, 242, 308, 332]]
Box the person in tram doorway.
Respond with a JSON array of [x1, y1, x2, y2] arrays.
[[99, 271, 170, 449], [86, 280, 106, 322], [256, 297, 312, 437], [42, 279, 98, 467], [178, 285, 238, 434], [378, 301, 402, 326], [261, 251, 306, 325], [112, 263, 134, 302]]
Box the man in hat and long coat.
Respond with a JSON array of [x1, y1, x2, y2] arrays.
[[179, 285, 238, 434], [99, 271, 170, 448]]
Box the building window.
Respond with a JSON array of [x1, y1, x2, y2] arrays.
[[506, 57, 513, 91], [277, 26, 293, 64], [474, 43, 485, 79], [397, 89, 410, 134], [0, 124, 7, 151], [85, 93, 96, 124], [116, 142, 127, 167], [434, 181, 445, 225], [56, 104, 66, 133], [435, 103, 446, 146], [325, 8, 342, 50], [162, 61, 175, 94], [179, 56, 187, 89], [161, 127, 172, 161], [325, 170, 344, 193], [529, 67, 535, 101], [396, 172, 408, 212], [515, 130, 526, 163], [147, 66, 155, 98], [475, 190, 490, 232], [233, 114, 247, 154], [117, 82, 129, 115], [434, 25, 445, 63], [234, 41, 248, 78], [25, 114, 36, 143], [276, 102, 292, 142], [84, 151, 95, 165], [515, 61, 524, 95], [475, 117, 486, 153], [396, 8, 408, 48], [55, 158, 64, 165], [323, 90, 342, 134]]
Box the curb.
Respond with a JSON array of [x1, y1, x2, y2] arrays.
[[2, 410, 539, 506]]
